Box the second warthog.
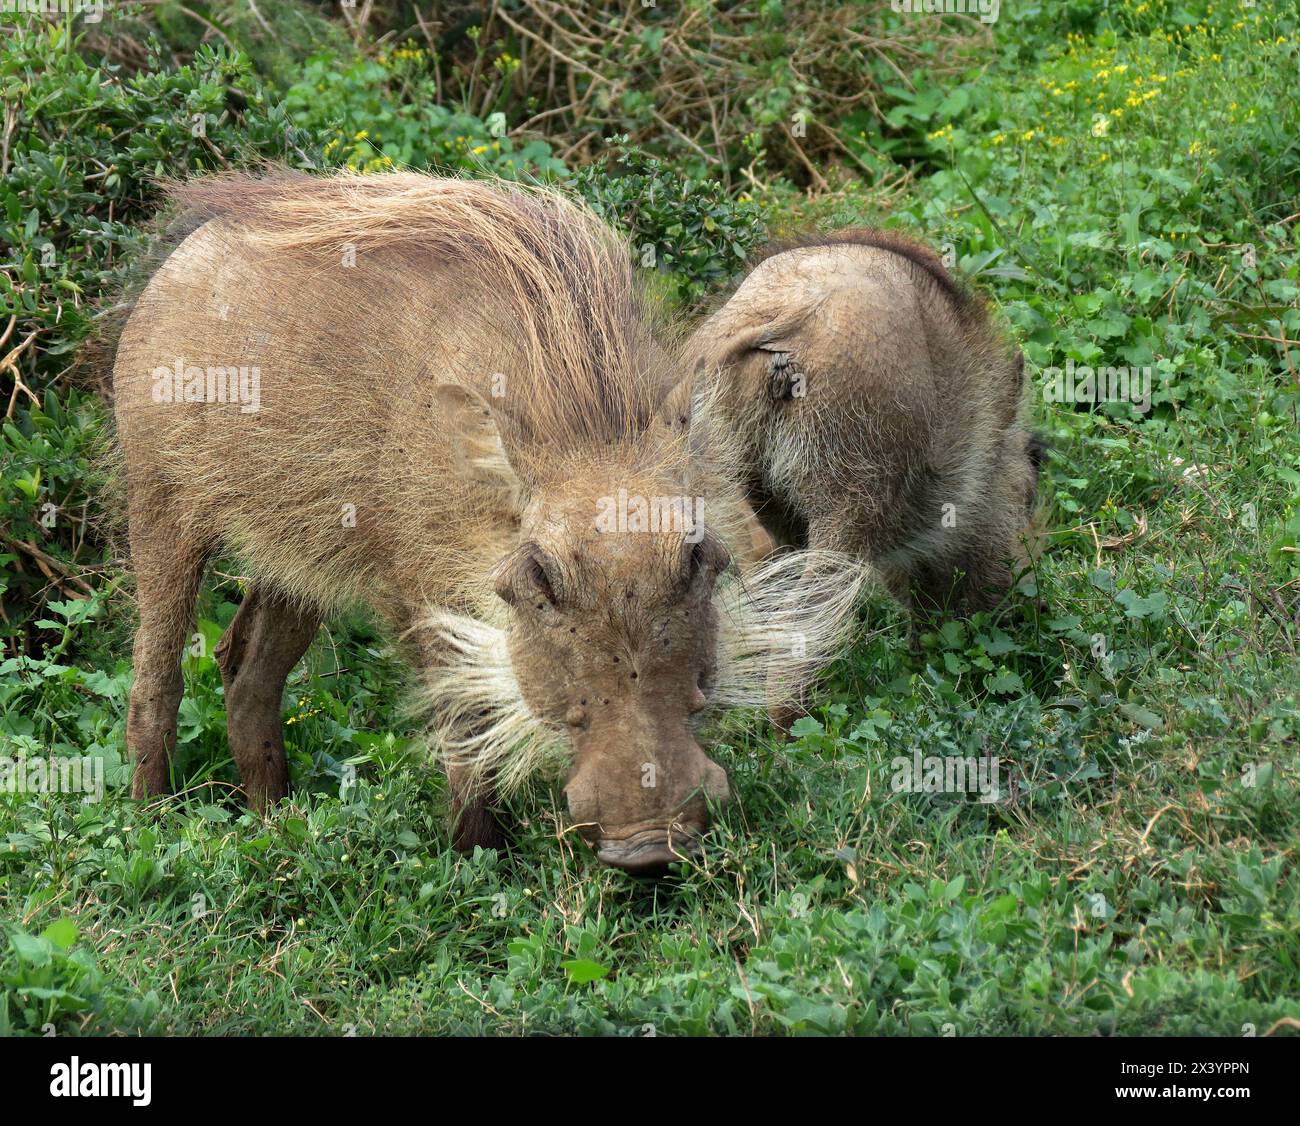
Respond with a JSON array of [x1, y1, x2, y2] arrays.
[[690, 229, 1044, 619], [107, 171, 863, 873]]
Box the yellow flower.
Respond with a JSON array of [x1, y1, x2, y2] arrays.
[[1021, 130, 1036, 141], [353, 130, 369, 141], [991, 132, 1007, 145]]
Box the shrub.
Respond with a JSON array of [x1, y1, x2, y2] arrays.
[[0, 21, 320, 652], [573, 138, 766, 306]]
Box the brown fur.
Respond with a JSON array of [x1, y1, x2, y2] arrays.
[[753, 228, 987, 328], [689, 228, 1043, 628], [102, 169, 863, 874]]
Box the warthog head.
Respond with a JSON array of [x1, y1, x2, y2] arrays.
[[499, 468, 732, 872], [426, 382, 865, 875]]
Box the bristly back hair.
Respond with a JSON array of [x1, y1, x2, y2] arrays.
[[158, 167, 677, 457], [752, 227, 987, 326]]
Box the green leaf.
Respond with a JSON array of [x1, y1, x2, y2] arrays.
[[194, 804, 231, 823], [986, 669, 1025, 695], [41, 917, 78, 951], [560, 959, 611, 984], [1117, 702, 1163, 730], [10, 930, 51, 967]]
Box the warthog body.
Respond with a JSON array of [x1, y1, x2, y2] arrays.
[[690, 230, 1043, 619], [108, 171, 863, 873]]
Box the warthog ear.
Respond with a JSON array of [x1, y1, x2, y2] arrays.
[[434, 383, 523, 502], [658, 374, 695, 435], [656, 374, 715, 460]]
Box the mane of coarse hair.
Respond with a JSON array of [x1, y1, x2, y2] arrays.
[[752, 226, 989, 327], [144, 166, 675, 454]]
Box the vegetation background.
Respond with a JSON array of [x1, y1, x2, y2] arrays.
[[1, 0, 1297, 1034]]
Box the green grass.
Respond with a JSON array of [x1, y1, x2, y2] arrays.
[[2, 2, 1298, 1035]]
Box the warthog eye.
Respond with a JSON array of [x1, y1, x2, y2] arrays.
[[684, 534, 732, 590], [494, 541, 559, 609], [527, 554, 555, 606]]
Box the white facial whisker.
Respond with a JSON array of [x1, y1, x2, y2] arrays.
[[417, 609, 570, 795], [712, 549, 870, 710]]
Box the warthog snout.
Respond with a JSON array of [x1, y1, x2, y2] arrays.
[[564, 714, 730, 875]]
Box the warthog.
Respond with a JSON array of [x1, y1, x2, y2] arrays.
[[106, 171, 863, 873], [689, 229, 1044, 622]]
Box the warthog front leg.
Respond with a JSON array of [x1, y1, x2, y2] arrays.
[[445, 761, 506, 854], [214, 585, 320, 811], [396, 614, 509, 853]]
